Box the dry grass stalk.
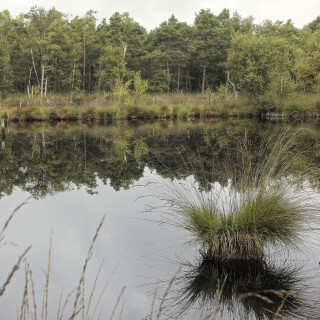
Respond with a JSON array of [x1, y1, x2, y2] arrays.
[[0, 197, 31, 243], [81, 280, 85, 320], [239, 291, 273, 304], [0, 246, 31, 297], [41, 232, 52, 320], [56, 288, 63, 320], [19, 263, 30, 320], [273, 289, 303, 320], [29, 269, 38, 320], [204, 276, 228, 320], [71, 215, 105, 319], [68, 306, 84, 320], [85, 259, 104, 319], [96, 306, 103, 320], [91, 246, 127, 319], [110, 286, 126, 320], [150, 278, 159, 320], [59, 289, 77, 320], [119, 301, 125, 320], [156, 267, 181, 320], [240, 289, 308, 319]]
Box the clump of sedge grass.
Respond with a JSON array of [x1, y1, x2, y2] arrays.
[[155, 127, 320, 260]]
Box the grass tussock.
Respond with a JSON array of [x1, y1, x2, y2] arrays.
[[155, 128, 320, 260]]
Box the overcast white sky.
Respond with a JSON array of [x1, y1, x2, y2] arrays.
[[1, 0, 319, 29]]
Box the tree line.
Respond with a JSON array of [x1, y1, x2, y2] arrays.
[[1, 7, 320, 97]]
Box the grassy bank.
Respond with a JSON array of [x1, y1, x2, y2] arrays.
[[1, 92, 320, 122]]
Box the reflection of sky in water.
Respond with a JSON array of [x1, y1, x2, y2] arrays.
[[0, 168, 320, 319], [0, 168, 192, 319]]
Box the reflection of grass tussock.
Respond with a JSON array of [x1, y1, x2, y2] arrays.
[[157, 128, 320, 260], [168, 259, 306, 320]]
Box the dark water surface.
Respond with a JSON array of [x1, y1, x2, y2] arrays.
[[0, 119, 320, 319]]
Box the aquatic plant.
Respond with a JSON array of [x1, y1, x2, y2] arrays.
[[155, 128, 320, 260]]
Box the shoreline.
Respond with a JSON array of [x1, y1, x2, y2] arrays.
[[1, 93, 320, 122]]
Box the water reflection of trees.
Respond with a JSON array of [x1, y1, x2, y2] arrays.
[[0, 120, 320, 198], [162, 258, 315, 320]]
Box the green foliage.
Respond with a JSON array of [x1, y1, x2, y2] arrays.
[[133, 72, 148, 97], [213, 85, 234, 106], [0, 7, 320, 101], [133, 137, 149, 162], [97, 45, 126, 91], [227, 34, 292, 97], [149, 70, 170, 92], [112, 78, 132, 103], [0, 37, 13, 91]]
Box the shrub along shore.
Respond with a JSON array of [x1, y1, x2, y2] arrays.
[[1, 92, 320, 122]]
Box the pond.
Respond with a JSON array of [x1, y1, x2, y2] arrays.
[[0, 119, 320, 320]]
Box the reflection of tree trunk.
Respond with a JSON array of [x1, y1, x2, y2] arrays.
[[166, 57, 170, 93], [84, 132, 87, 171], [1, 119, 5, 150], [202, 60, 206, 94], [42, 132, 46, 148], [31, 135, 37, 160]]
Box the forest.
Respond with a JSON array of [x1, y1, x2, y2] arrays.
[[0, 7, 320, 99]]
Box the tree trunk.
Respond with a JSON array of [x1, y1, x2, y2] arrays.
[[227, 71, 238, 99], [88, 63, 91, 93], [71, 59, 76, 102], [202, 60, 206, 94], [40, 66, 45, 98], [44, 79, 48, 98], [31, 49, 40, 86], [27, 67, 32, 99], [83, 33, 86, 91]]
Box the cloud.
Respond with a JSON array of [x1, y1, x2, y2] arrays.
[[0, 0, 319, 29]]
